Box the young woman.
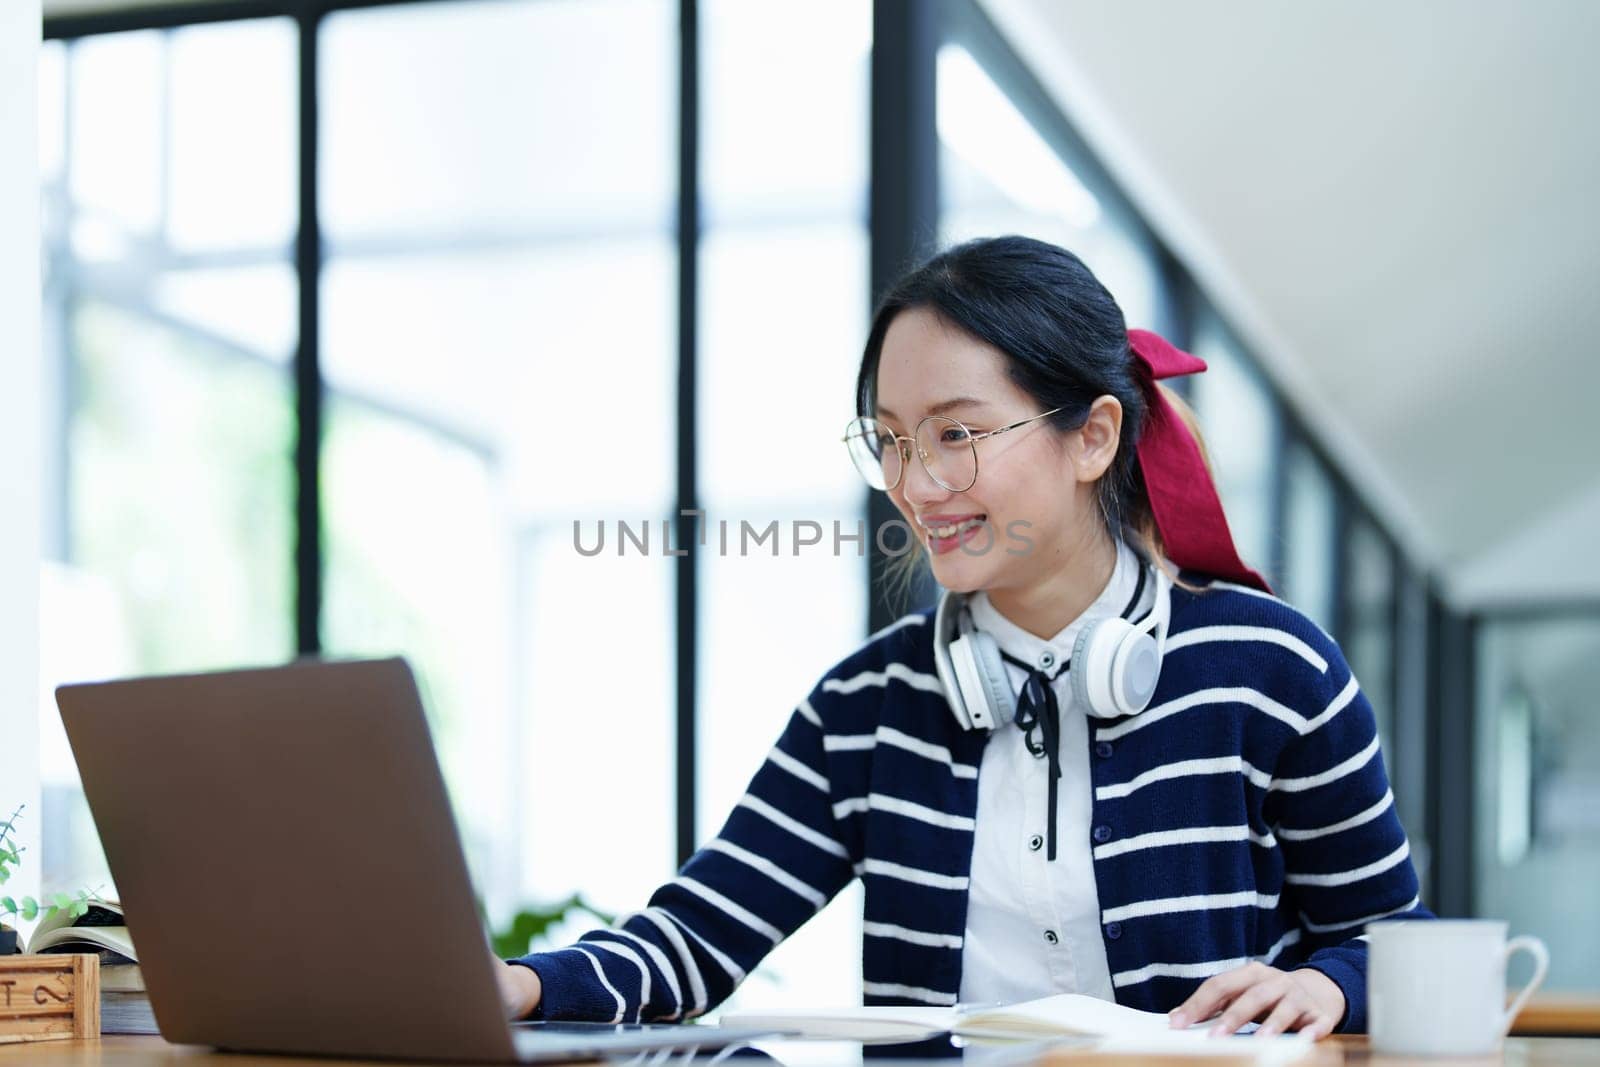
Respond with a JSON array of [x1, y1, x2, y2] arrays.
[[492, 235, 1430, 1039]]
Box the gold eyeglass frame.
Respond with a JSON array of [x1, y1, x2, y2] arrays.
[[841, 406, 1065, 493]]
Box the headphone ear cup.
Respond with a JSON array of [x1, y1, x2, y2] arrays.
[[966, 631, 1014, 728], [1110, 630, 1162, 714], [949, 631, 1009, 731], [932, 591, 974, 729], [1072, 618, 1134, 719], [1070, 621, 1098, 714]]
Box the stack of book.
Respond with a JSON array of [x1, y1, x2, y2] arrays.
[[23, 899, 157, 1035]]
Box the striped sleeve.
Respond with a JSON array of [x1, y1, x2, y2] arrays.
[[1268, 635, 1434, 1033], [510, 685, 859, 1022]]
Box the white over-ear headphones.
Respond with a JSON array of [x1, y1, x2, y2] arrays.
[[931, 562, 1173, 731]]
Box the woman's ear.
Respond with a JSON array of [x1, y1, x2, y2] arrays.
[[1073, 395, 1124, 483]]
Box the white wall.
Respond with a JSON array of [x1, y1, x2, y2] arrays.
[[1, 0, 42, 905]]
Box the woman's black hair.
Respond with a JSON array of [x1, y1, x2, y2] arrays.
[[855, 234, 1152, 546]]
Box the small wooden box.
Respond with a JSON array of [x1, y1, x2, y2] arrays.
[[0, 954, 100, 1044]]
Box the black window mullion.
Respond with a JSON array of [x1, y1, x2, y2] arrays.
[[294, 5, 323, 656], [867, 0, 940, 636], [1328, 484, 1351, 649], [1267, 420, 1291, 594], [1152, 247, 1196, 401], [674, 0, 700, 868], [1393, 547, 1432, 900], [1428, 594, 1476, 917]]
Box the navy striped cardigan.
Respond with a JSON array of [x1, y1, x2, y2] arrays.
[[512, 573, 1431, 1033]]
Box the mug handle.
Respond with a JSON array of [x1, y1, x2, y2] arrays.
[[1500, 935, 1551, 1036]]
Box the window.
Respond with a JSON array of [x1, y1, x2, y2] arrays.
[[936, 42, 1157, 331], [1281, 439, 1337, 632], [1187, 318, 1278, 585], [318, 0, 678, 926], [1474, 616, 1600, 990], [695, 0, 870, 1012], [1343, 513, 1397, 757], [37, 22, 298, 895]]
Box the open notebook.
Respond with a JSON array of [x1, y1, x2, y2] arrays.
[[720, 993, 1316, 1062]]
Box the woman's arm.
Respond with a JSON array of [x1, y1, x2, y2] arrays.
[[504, 684, 860, 1022], [1269, 654, 1432, 1033], [1173, 628, 1431, 1036]]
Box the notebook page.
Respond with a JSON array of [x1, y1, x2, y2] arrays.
[[956, 993, 1176, 1037], [717, 1004, 959, 1042]]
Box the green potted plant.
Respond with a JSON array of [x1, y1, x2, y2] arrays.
[[0, 804, 93, 955], [483, 892, 615, 959]]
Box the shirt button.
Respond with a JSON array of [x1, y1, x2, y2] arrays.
[[1104, 922, 1123, 941], [1044, 930, 1059, 945], [1028, 834, 1044, 852], [1092, 824, 1113, 844], [1094, 741, 1114, 759], [1039, 651, 1055, 669]]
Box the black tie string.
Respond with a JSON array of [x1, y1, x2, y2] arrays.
[[1000, 651, 1066, 860], [981, 563, 1147, 862]]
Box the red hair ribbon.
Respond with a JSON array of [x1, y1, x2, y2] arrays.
[[1126, 328, 1273, 594]]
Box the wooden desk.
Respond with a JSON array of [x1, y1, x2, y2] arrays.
[[1514, 995, 1600, 1037], [1039, 1036, 1600, 1067], [1, 1036, 1598, 1066], [10, 1036, 456, 1065]]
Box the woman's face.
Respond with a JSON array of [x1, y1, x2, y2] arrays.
[[874, 307, 1118, 596]]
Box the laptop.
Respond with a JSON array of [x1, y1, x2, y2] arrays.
[[55, 657, 773, 1063]]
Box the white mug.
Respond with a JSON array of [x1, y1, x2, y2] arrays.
[[1366, 919, 1549, 1056]]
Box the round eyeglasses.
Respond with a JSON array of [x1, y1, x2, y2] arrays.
[[841, 407, 1063, 493]]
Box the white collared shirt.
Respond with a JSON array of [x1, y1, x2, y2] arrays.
[[956, 538, 1144, 1006]]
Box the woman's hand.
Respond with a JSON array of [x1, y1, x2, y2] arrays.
[[1168, 962, 1345, 1039], [492, 952, 543, 1020]]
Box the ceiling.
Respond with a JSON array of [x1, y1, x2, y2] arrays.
[[981, 0, 1600, 609]]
